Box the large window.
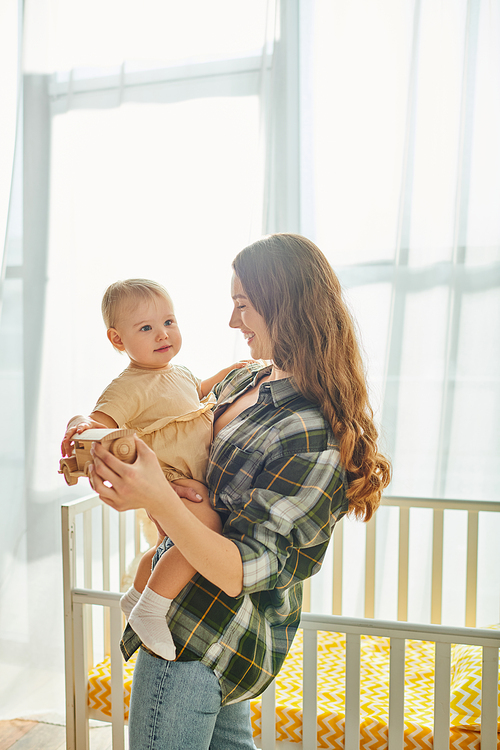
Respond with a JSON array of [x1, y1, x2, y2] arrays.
[[1, 0, 499, 719]]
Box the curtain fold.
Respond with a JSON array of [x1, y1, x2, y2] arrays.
[[0, 0, 21, 306]]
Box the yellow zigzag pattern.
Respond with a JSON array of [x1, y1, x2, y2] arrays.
[[87, 629, 500, 749], [87, 653, 137, 721]]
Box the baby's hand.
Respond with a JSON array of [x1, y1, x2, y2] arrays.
[[61, 418, 110, 457], [232, 359, 257, 369]]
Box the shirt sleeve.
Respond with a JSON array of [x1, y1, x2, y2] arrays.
[[220, 448, 348, 595], [93, 376, 141, 427], [177, 365, 203, 400]]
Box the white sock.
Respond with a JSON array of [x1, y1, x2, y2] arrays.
[[129, 586, 176, 660], [120, 585, 142, 619]]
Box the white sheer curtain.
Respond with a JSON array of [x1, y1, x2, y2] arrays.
[[1, 0, 277, 719], [304, 0, 500, 623], [1, 0, 499, 722]]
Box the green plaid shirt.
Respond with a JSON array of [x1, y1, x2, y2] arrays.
[[121, 364, 348, 704]]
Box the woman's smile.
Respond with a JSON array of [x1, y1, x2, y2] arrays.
[[230, 274, 273, 360]]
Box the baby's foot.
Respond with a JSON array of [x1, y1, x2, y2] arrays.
[[129, 587, 176, 660], [120, 586, 141, 619]]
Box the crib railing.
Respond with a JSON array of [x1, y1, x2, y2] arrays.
[[62, 496, 143, 750], [62, 494, 500, 750], [259, 614, 499, 750], [320, 496, 500, 626]]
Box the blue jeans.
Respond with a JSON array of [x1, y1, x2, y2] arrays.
[[128, 648, 257, 750]]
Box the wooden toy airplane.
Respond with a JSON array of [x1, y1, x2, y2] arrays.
[[59, 428, 136, 486]]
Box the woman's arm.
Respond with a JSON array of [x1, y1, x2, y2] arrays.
[[220, 450, 348, 595], [89, 437, 244, 597]]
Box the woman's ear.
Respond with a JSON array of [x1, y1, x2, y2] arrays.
[[107, 328, 125, 351]]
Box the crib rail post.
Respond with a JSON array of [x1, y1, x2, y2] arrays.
[[481, 645, 500, 750], [303, 628, 318, 749], [388, 637, 405, 750], [433, 641, 451, 750], [102, 503, 111, 656], [332, 521, 343, 614], [364, 516, 376, 618], [397, 508, 409, 622], [431, 508, 444, 624], [465, 510, 478, 627], [260, 679, 276, 749], [110, 605, 126, 750], [344, 633, 361, 750], [119, 513, 127, 591], [74, 600, 90, 750], [83, 508, 94, 674], [62, 502, 77, 750]]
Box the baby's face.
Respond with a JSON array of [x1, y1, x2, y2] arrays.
[[109, 295, 182, 369]]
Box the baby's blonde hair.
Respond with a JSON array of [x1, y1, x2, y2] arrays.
[[101, 279, 172, 329]]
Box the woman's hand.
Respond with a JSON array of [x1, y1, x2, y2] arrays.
[[89, 436, 170, 514]]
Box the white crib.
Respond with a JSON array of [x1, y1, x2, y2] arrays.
[[61, 495, 500, 750]]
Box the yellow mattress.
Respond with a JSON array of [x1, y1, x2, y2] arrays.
[[88, 628, 500, 749]]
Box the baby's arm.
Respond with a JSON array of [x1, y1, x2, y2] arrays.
[[61, 410, 118, 457], [200, 360, 254, 397]]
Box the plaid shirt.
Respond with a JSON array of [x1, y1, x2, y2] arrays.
[[121, 364, 348, 704]]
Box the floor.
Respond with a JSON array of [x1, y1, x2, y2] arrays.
[[0, 719, 117, 750]]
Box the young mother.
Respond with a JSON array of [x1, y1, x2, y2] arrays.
[[89, 233, 391, 750]]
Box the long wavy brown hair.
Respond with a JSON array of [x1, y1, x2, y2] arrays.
[[232, 233, 391, 521]]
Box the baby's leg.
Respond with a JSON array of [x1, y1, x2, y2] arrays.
[[129, 479, 222, 660], [148, 478, 222, 596], [120, 529, 164, 618]]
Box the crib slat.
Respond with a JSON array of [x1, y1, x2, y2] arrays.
[[83, 510, 94, 673], [135, 509, 142, 557], [62, 506, 77, 750], [481, 646, 499, 750], [345, 633, 361, 750], [465, 511, 478, 627], [260, 679, 276, 749], [110, 606, 125, 750], [303, 629, 318, 748], [119, 513, 127, 590], [397, 508, 409, 622], [74, 602, 90, 750], [332, 522, 343, 614], [302, 577, 311, 613], [433, 641, 451, 750], [83, 509, 92, 588], [364, 517, 376, 618], [102, 504, 110, 590], [102, 505, 111, 656], [388, 638, 405, 750], [431, 509, 444, 624]]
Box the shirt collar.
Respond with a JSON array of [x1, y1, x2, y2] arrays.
[[251, 366, 300, 408]]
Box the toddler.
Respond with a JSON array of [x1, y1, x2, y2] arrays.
[[61, 278, 248, 660]]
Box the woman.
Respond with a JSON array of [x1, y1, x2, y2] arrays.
[[89, 233, 391, 749]]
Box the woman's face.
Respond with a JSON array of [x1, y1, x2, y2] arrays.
[[230, 274, 273, 360]]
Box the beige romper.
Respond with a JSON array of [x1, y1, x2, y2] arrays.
[[93, 363, 214, 483]]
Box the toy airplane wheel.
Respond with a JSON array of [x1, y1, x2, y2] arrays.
[[108, 436, 136, 463], [62, 464, 78, 486]]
